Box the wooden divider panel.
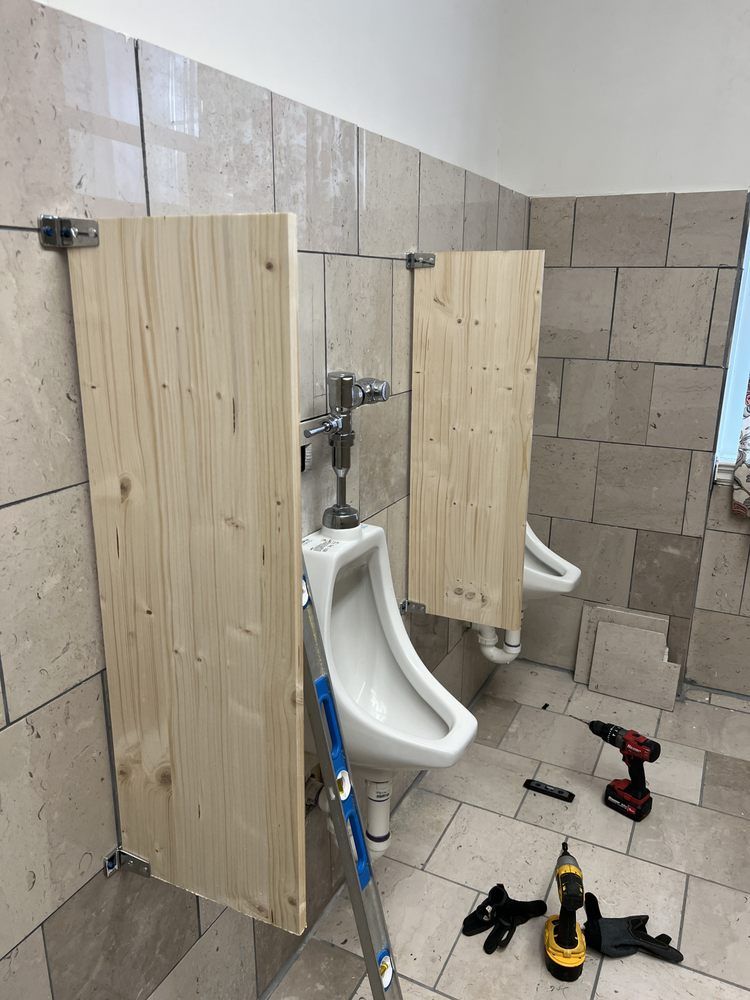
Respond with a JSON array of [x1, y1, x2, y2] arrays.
[[68, 215, 305, 933], [408, 250, 544, 630]]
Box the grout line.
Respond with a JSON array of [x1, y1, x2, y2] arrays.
[[0, 223, 39, 233], [606, 267, 619, 360], [100, 671, 123, 845], [0, 651, 11, 728], [416, 152, 422, 249], [0, 479, 89, 513], [665, 192, 676, 266], [625, 812, 637, 855], [0, 669, 104, 730], [431, 890, 481, 994], [460, 168, 467, 250], [587, 955, 604, 1000], [698, 744, 709, 807], [40, 923, 56, 1000], [421, 798, 461, 871], [568, 197, 577, 265], [355, 127, 360, 255], [493, 184, 501, 251], [676, 873, 691, 949], [133, 41, 151, 217], [704, 267, 721, 365]]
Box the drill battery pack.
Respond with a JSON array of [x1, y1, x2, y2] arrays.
[[604, 778, 653, 822], [543, 917, 586, 981]]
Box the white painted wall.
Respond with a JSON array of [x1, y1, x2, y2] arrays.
[[498, 0, 750, 195], [40, 0, 506, 184], [42, 0, 750, 195]]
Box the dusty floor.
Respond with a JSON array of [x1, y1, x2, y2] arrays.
[[269, 660, 750, 999]]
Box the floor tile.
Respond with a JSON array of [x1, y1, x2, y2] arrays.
[[701, 752, 750, 818], [574, 604, 668, 684], [595, 954, 747, 1000], [470, 694, 519, 747], [711, 693, 750, 713], [314, 860, 474, 988], [517, 763, 631, 852], [564, 838, 686, 934], [657, 700, 750, 761], [354, 974, 444, 999], [420, 743, 532, 816], [629, 794, 750, 891], [680, 878, 750, 989], [566, 687, 661, 736], [595, 738, 704, 805], [0, 929, 52, 999], [439, 915, 599, 1000], [499, 706, 601, 773], [386, 789, 459, 868], [427, 804, 563, 895], [484, 660, 576, 712], [269, 939, 363, 999]]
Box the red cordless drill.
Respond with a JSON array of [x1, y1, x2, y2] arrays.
[[588, 721, 661, 822]]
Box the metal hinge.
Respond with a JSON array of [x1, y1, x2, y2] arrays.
[[405, 252, 435, 270], [103, 848, 151, 879], [38, 214, 99, 250], [399, 599, 426, 615]]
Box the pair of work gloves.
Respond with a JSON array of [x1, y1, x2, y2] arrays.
[[462, 886, 683, 963]]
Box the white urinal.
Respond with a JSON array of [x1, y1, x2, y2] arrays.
[[303, 523, 476, 855], [524, 522, 581, 600]]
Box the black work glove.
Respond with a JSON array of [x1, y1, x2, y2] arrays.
[[462, 884, 547, 954], [583, 893, 683, 963]]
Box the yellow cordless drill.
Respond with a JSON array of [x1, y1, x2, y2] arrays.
[[544, 841, 586, 981]]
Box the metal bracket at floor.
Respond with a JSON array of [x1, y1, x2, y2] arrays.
[[103, 848, 151, 879], [38, 214, 100, 249]]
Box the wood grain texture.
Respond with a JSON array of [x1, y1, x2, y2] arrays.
[[68, 215, 305, 933], [408, 251, 544, 629]]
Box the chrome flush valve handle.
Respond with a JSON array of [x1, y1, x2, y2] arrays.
[[354, 377, 390, 405]]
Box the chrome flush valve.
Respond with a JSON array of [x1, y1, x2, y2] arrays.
[[304, 371, 391, 529]]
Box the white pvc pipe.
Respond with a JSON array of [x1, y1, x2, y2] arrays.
[[365, 777, 393, 858], [472, 623, 522, 664]]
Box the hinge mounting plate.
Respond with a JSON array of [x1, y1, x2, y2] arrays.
[[399, 599, 426, 615], [405, 252, 435, 270], [103, 848, 151, 879], [39, 214, 99, 250]]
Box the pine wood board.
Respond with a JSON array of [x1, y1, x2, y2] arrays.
[[68, 215, 305, 933], [408, 250, 544, 629]]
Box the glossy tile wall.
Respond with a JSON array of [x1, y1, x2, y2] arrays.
[[0, 0, 527, 995], [526, 190, 750, 695]]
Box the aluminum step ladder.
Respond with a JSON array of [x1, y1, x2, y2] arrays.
[[302, 569, 403, 1000]]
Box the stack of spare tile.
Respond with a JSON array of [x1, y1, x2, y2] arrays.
[[575, 605, 680, 711]]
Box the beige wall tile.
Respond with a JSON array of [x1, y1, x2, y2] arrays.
[[0, 676, 116, 958], [298, 253, 326, 419], [0, 485, 104, 720], [706, 268, 739, 366], [539, 268, 616, 359], [629, 530, 701, 618], [533, 359, 562, 435], [528, 197, 575, 266], [139, 42, 272, 216], [695, 530, 750, 613], [496, 187, 529, 250], [1, 233, 88, 505], [325, 255, 392, 380], [572, 193, 673, 266], [667, 191, 747, 266], [558, 359, 652, 444], [742, 557, 750, 617], [520, 594, 584, 669], [647, 365, 723, 450], [273, 95, 357, 253], [667, 615, 691, 667], [594, 443, 691, 533], [410, 613, 449, 672], [610, 268, 715, 363], [431, 640, 462, 698], [526, 513, 551, 545], [527, 436, 598, 520], [44, 870, 198, 1000], [687, 608, 750, 693], [391, 263, 413, 394], [198, 897, 225, 933], [300, 416, 359, 536], [550, 518, 636, 605], [460, 632, 493, 705], [386, 496, 409, 603], [462, 173, 499, 251], [682, 451, 714, 537], [357, 391, 410, 518], [0, 930, 52, 999], [1, 0, 145, 226], [574, 604, 668, 684], [149, 908, 256, 1000], [358, 131, 419, 258], [418, 154, 465, 251], [589, 622, 677, 710], [707, 485, 750, 535]]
